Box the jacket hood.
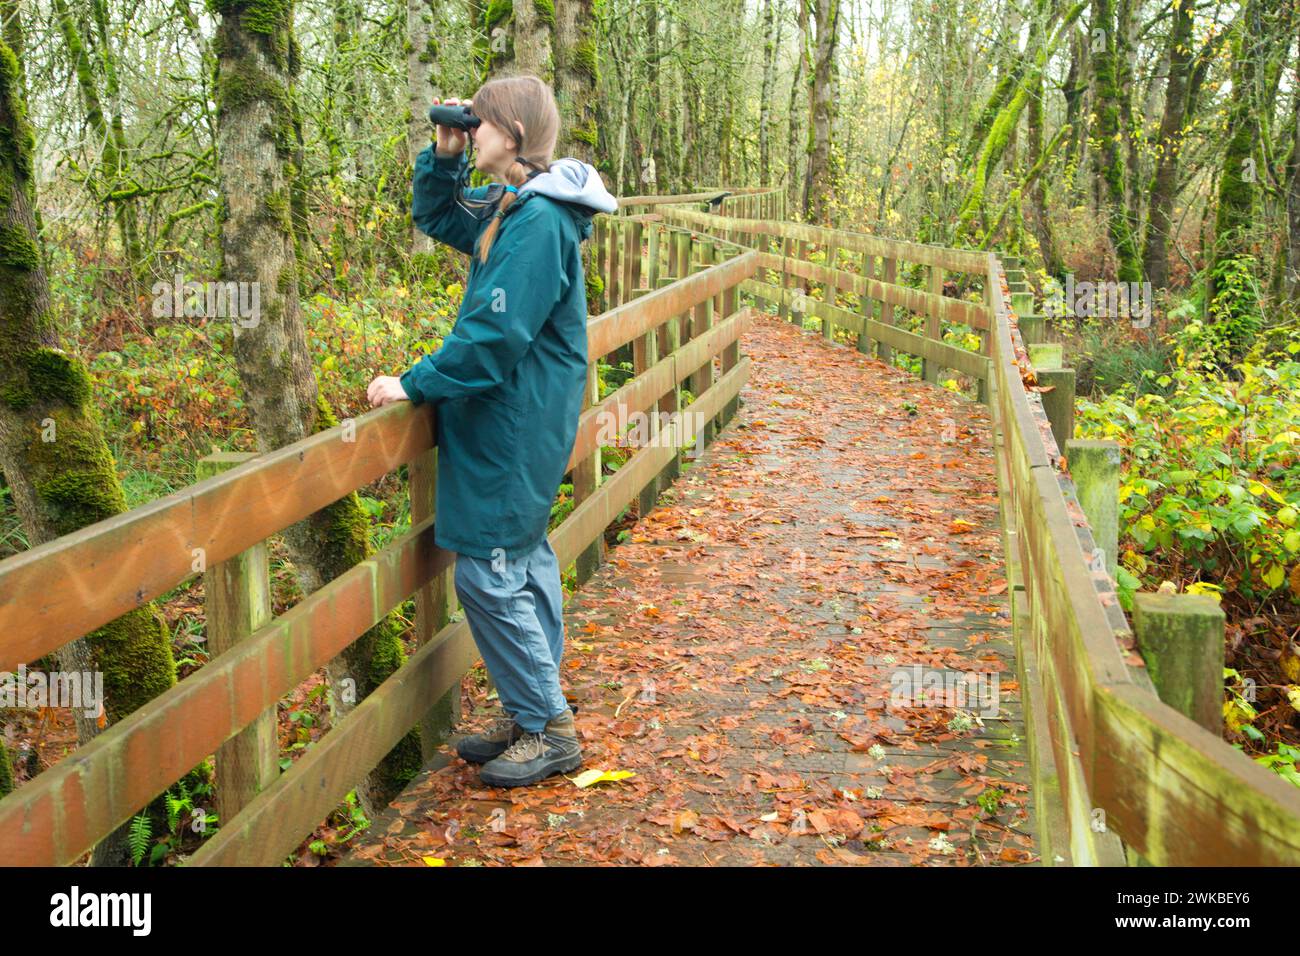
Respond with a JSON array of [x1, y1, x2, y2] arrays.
[[517, 158, 618, 238]]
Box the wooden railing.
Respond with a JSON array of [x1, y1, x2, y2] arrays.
[[665, 205, 1300, 866], [0, 226, 760, 866]]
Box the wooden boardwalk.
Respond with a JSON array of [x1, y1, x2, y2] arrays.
[[343, 315, 1037, 866]]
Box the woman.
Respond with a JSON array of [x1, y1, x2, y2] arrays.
[[366, 75, 617, 787]]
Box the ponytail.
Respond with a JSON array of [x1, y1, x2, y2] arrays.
[[478, 156, 548, 264]]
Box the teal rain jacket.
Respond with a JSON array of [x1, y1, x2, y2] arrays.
[[400, 144, 618, 560]]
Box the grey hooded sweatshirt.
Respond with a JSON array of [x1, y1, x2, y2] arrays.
[[513, 158, 618, 239]]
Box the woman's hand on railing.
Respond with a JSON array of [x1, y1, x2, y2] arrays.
[[367, 375, 410, 408]]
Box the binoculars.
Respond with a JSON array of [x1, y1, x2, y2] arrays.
[[428, 103, 481, 131]]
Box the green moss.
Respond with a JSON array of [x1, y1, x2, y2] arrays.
[[23, 401, 129, 534], [90, 608, 177, 722], [0, 740, 11, 797], [207, 0, 292, 48], [0, 222, 39, 270], [0, 40, 35, 186], [485, 0, 513, 28], [572, 38, 598, 81], [213, 67, 294, 156], [24, 348, 93, 407], [572, 118, 598, 148], [265, 188, 290, 229], [533, 0, 555, 26]]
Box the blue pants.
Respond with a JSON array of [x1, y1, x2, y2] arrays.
[[453, 535, 569, 733]]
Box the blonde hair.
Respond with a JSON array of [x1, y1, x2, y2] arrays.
[[472, 74, 560, 263]]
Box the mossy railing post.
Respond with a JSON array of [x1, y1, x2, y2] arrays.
[[689, 239, 717, 453], [636, 230, 663, 520], [1028, 343, 1063, 369], [1132, 593, 1226, 734], [407, 440, 460, 760], [878, 256, 898, 365], [857, 252, 876, 357], [623, 218, 639, 303], [593, 217, 607, 311], [923, 263, 943, 383], [574, 350, 605, 585], [653, 231, 690, 492], [779, 235, 794, 323], [1036, 367, 1076, 451], [196, 451, 278, 823], [1064, 439, 1121, 585], [718, 253, 742, 430], [609, 217, 624, 307], [823, 239, 838, 340]]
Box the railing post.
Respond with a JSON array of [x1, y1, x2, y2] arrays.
[[1029, 342, 1064, 369], [408, 437, 460, 760], [718, 263, 741, 430], [647, 221, 660, 288], [857, 252, 876, 357], [636, 234, 663, 520], [654, 231, 691, 491], [823, 240, 838, 340], [626, 221, 642, 295], [1036, 367, 1076, 451], [979, 277, 993, 404], [623, 217, 639, 299], [689, 239, 717, 452], [1132, 593, 1226, 734], [1064, 439, 1121, 584], [878, 256, 897, 365], [594, 217, 608, 312], [574, 356, 605, 585], [923, 264, 943, 383], [779, 234, 794, 323], [609, 217, 624, 308], [196, 451, 278, 824]]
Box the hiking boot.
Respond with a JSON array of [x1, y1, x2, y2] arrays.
[[455, 703, 581, 764], [478, 708, 584, 788], [455, 714, 526, 764]]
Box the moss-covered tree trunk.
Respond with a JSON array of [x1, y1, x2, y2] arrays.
[[0, 738, 12, 798], [1288, 45, 1300, 299], [209, 0, 421, 820], [406, 0, 437, 257], [52, 0, 144, 292], [1140, 0, 1193, 290], [1089, 0, 1141, 283], [803, 0, 840, 224], [554, 0, 598, 164], [1205, 1, 1261, 361], [0, 35, 179, 867]]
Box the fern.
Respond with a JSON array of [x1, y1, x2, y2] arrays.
[[128, 812, 151, 866]]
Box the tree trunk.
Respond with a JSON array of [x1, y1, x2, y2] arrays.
[[211, 0, 422, 821], [1140, 0, 1193, 289], [1206, 1, 1261, 362], [803, 0, 840, 223], [554, 0, 598, 165], [53, 0, 144, 293], [407, 0, 437, 257], [0, 32, 178, 868], [1089, 0, 1141, 282]]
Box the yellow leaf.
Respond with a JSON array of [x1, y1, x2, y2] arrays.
[[421, 856, 446, 866], [570, 768, 637, 789], [1287, 686, 1300, 713]]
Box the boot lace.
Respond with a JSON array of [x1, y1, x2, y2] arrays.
[[498, 730, 546, 762]]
